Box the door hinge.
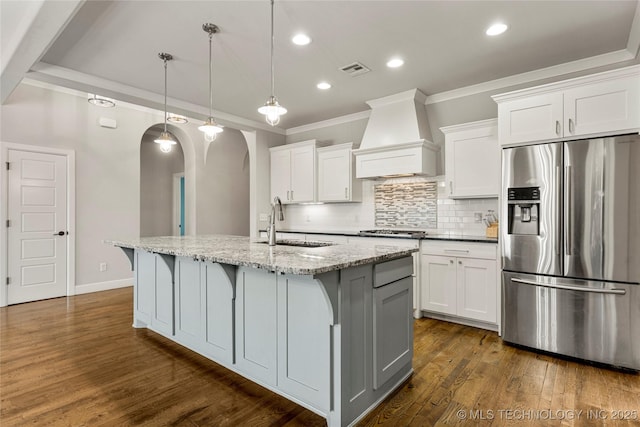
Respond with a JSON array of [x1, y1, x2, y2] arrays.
[[5, 277, 10, 286]]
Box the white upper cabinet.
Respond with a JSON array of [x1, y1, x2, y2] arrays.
[[270, 140, 316, 204], [493, 65, 640, 146], [317, 143, 361, 202], [441, 119, 499, 198]]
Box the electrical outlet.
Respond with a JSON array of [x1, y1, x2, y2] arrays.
[[474, 212, 483, 223], [99, 262, 107, 272], [259, 213, 269, 222]]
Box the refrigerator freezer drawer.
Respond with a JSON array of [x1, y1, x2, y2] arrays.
[[502, 271, 640, 370]]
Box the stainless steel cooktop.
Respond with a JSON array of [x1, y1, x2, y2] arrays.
[[358, 229, 428, 239]]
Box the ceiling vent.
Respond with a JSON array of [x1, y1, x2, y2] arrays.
[[339, 61, 371, 76]]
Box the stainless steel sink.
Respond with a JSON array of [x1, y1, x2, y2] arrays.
[[256, 239, 334, 248]]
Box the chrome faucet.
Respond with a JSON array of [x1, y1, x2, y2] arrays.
[[267, 196, 284, 246]]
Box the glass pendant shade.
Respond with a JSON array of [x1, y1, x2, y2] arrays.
[[154, 131, 177, 153], [198, 117, 224, 142], [258, 95, 287, 126]]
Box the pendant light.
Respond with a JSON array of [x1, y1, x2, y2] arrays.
[[155, 52, 177, 153], [258, 0, 287, 126], [198, 23, 224, 142]]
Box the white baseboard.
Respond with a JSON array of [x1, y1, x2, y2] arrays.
[[74, 278, 133, 295]]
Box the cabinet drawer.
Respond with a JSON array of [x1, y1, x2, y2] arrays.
[[374, 256, 413, 288], [420, 240, 496, 259]]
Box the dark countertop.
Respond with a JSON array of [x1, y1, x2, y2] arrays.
[[265, 228, 498, 244]]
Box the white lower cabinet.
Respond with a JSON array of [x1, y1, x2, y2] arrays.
[[420, 241, 497, 326]]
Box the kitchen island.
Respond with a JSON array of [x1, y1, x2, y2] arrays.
[[109, 235, 417, 427]]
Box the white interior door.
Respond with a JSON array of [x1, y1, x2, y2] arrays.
[[7, 149, 68, 304]]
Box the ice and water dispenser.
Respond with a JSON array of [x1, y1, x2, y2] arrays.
[[507, 187, 540, 235]]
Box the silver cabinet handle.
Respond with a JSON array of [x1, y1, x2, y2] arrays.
[[286, 190, 290, 201], [449, 181, 453, 195], [569, 118, 575, 133], [555, 120, 561, 135], [344, 187, 348, 199], [444, 249, 469, 253], [511, 278, 626, 295], [291, 190, 294, 201]]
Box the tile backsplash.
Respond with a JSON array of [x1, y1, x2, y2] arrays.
[[280, 176, 499, 236], [374, 181, 437, 228]]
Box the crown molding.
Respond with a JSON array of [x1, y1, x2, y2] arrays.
[[425, 49, 636, 105], [26, 62, 286, 135], [285, 110, 370, 135]]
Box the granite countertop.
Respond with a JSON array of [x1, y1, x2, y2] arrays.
[[106, 235, 418, 275], [267, 228, 498, 244]]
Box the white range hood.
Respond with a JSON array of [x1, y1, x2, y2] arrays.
[[353, 89, 440, 179]]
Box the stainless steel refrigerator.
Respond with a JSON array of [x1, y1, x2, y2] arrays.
[[502, 133, 640, 370]]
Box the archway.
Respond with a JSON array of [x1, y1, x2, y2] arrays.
[[139, 124, 185, 237], [199, 127, 250, 236]]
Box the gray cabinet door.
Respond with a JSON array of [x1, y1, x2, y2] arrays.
[[201, 262, 235, 365], [373, 277, 413, 390], [277, 274, 331, 413], [134, 250, 155, 325], [174, 257, 202, 347], [151, 254, 174, 336], [235, 267, 277, 387]]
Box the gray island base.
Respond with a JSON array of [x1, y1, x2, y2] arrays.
[[109, 235, 417, 427]]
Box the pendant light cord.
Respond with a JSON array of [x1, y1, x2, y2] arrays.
[[270, 0, 275, 97], [163, 58, 168, 132], [208, 32, 213, 118]]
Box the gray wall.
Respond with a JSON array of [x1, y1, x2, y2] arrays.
[[140, 129, 185, 237], [0, 83, 149, 293], [196, 128, 250, 236], [0, 82, 268, 300]]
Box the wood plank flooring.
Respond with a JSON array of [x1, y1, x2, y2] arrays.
[[1, 288, 638, 426]]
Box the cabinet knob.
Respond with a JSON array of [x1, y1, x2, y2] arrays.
[[459, 260, 462, 265], [450, 260, 454, 264]]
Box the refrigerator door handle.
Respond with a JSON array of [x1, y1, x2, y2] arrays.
[[556, 165, 562, 256], [564, 165, 572, 256], [510, 278, 626, 295]]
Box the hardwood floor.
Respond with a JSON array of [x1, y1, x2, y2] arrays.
[[1, 288, 638, 426]]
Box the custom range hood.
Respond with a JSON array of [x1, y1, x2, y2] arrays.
[[353, 89, 439, 178]]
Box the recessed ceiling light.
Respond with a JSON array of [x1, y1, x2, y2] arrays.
[[486, 23, 508, 36], [317, 82, 331, 90], [386, 58, 404, 68], [292, 33, 311, 46]]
